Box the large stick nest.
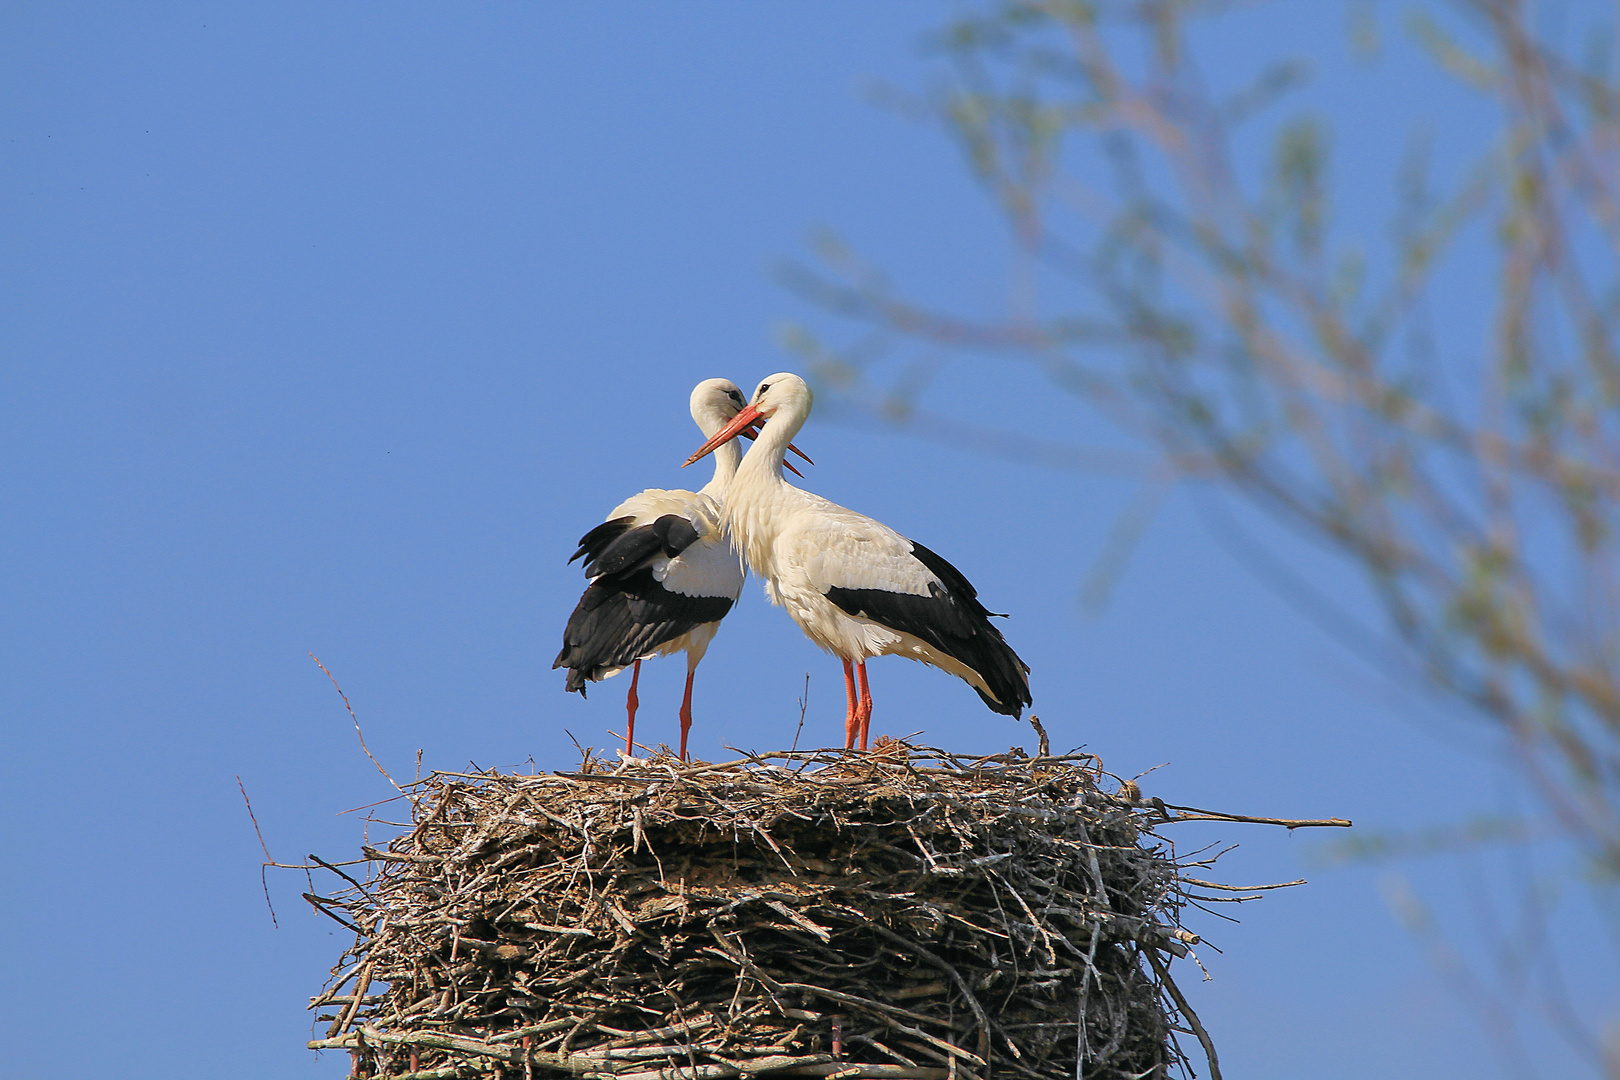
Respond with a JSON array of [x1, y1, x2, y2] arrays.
[[305, 744, 1313, 1080]]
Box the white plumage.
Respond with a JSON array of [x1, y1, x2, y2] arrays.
[[685, 372, 1031, 750], [552, 379, 751, 760], [598, 485, 742, 668]]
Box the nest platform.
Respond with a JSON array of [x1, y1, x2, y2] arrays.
[[304, 744, 1326, 1080]]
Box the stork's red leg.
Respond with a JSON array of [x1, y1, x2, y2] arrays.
[[678, 669, 696, 762], [842, 658, 858, 749], [855, 660, 873, 751], [624, 659, 642, 755]]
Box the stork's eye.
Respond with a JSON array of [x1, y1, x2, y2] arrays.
[[757, 382, 772, 398], [728, 389, 745, 405]]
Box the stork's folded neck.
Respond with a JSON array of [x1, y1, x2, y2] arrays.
[[692, 418, 744, 500]]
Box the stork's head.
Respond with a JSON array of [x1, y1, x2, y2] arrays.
[[747, 373, 813, 422], [683, 371, 816, 470], [689, 378, 750, 433]]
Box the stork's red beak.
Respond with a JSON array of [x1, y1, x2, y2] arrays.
[[684, 405, 815, 472], [686, 404, 764, 467]]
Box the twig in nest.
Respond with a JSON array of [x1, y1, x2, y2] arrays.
[[296, 741, 1327, 1080], [1148, 948, 1220, 1080], [237, 774, 278, 928], [792, 672, 810, 753], [310, 652, 402, 793], [1157, 804, 1352, 828], [1028, 716, 1050, 758]]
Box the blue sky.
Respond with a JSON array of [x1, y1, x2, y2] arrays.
[[2, 4, 1612, 1078]]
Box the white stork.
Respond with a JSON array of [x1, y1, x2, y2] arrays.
[[684, 372, 1031, 750], [553, 378, 809, 760]]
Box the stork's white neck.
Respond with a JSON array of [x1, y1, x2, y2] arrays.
[[737, 398, 809, 489], [722, 398, 814, 580]]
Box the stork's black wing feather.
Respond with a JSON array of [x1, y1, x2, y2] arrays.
[[656, 515, 702, 558], [575, 514, 706, 579], [552, 569, 733, 693], [569, 516, 635, 568], [824, 538, 1031, 717], [908, 539, 1010, 617]]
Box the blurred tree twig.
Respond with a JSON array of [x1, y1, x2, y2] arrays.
[[784, 1, 1620, 1069], [791, 0, 1620, 872]]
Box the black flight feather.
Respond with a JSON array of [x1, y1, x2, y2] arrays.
[[555, 513, 730, 693], [569, 517, 634, 570], [575, 514, 706, 579], [823, 538, 1031, 717], [553, 570, 733, 693]]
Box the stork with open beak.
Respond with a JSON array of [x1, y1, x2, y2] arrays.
[[553, 378, 811, 759], [684, 372, 1030, 750]]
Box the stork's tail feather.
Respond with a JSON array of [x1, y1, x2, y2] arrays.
[[969, 635, 1032, 718], [551, 643, 588, 694], [557, 660, 591, 696], [899, 539, 1032, 717], [954, 617, 1031, 718]]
